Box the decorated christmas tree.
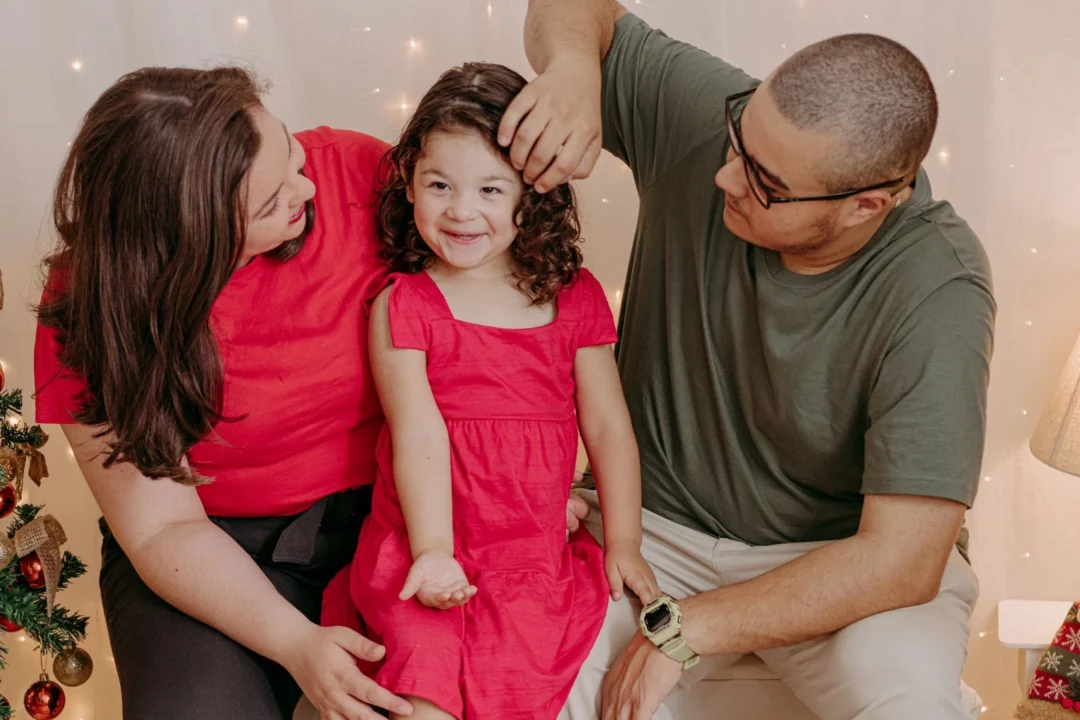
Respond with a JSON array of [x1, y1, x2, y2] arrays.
[[0, 362, 94, 715]]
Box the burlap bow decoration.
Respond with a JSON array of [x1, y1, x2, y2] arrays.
[[0, 514, 67, 615]]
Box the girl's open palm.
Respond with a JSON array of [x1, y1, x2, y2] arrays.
[[400, 551, 478, 610]]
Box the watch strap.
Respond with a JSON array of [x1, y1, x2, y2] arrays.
[[659, 635, 701, 669]]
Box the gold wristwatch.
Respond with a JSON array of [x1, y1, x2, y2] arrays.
[[639, 594, 700, 669]]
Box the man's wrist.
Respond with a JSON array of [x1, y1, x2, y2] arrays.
[[640, 630, 685, 668]]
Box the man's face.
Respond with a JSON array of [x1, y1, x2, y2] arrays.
[[714, 81, 850, 255]]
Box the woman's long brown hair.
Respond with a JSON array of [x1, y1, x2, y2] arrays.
[[37, 66, 306, 486], [378, 62, 583, 304]]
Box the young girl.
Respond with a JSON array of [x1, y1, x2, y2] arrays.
[[351, 62, 658, 719]]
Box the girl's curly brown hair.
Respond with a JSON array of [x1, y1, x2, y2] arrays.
[[378, 62, 582, 305]]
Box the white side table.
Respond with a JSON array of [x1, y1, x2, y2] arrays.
[[998, 599, 1075, 689]]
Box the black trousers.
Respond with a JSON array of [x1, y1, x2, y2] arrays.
[[99, 487, 371, 720]]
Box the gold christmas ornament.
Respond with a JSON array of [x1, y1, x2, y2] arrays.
[[0, 446, 21, 499], [52, 647, 94, 687]]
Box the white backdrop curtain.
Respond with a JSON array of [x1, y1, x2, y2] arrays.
[[2, 2, 1079, 718]]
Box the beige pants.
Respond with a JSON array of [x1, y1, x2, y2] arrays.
[[561, 490, 979, 720]]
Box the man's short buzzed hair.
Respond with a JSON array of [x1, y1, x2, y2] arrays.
[[768, 33, 938, 193]]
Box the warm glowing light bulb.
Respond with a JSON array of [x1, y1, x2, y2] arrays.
[[235, 16, 249, 28], [71, 58, 83, 72]]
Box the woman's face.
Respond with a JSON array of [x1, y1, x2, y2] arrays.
[[242, 107, 316, 263]]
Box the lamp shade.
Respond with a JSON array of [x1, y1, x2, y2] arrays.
[[1030, 334, 1080, 476]]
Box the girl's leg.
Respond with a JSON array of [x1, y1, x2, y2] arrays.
[[393, 697, 457, 720]]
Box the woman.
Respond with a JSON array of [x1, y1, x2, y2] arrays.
[[33, 66, 586, 720]]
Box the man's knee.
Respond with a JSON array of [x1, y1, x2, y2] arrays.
[[814, 604, 972, 719]]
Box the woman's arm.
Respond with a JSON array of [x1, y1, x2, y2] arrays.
[[574, 344, 658, 602], [369, 287, 473, 608], [62, 423, 411, 719]]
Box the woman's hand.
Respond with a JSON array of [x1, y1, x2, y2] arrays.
[[400, 551, 478, 609], [283, 624, 413, 720], [604, 542, 661, 604]]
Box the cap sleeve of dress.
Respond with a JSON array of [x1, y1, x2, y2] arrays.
[[561, 268, 619, 349], [384, 272, 437, 351]]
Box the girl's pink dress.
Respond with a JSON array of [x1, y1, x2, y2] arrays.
[[349, 269, 613, 719]]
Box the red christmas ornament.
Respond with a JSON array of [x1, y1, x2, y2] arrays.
[[0, 360, 5, 390], [0, 483, 15, 518], [18, 552, 47, 590], [0, 612, 22, 632], [23, 676, 66, 720]]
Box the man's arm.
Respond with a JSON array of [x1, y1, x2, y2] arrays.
[[505, 2, 754, 194], [500, 0, 623, 191], [522, 0, 624, 75], [601, 494, 967, 719], [679, 494, 965, 654], [688, 275, 993, 650]]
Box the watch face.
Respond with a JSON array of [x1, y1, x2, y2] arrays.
[[644, 603, 672, 633]]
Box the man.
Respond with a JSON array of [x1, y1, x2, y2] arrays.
[[498, 2, 995, 719]]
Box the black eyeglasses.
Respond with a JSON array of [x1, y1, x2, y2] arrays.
[[724, 86, 908, 209]]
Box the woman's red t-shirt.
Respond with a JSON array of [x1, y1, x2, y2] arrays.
[[34, 127, 390, 517]]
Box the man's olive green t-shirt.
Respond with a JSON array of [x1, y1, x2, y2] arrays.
[[598, 14, 995, 545]]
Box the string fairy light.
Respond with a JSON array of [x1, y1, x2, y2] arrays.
[[234, 16, 249, 28], [71, 58, 83, 72]]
